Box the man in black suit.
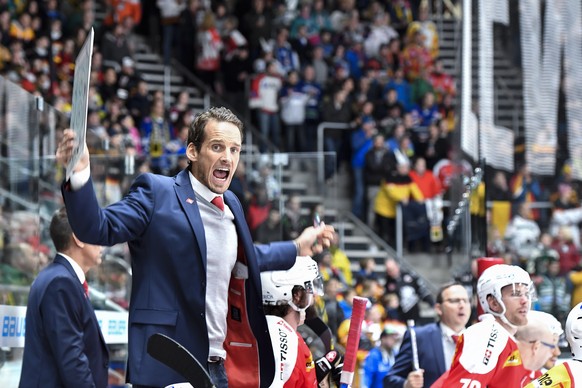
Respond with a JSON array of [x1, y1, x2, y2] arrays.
[[384, 282, 470, 388], [20, 207, 109, 387]]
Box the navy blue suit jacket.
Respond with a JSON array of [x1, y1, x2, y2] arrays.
[[62, 170, 297, 387], [19, 255, 109, 387], [383, 322, 446, 388]]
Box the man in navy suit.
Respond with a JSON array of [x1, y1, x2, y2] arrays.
[[55, 106, 334, 388], [384, 282, 470, 387], [19, 207, 109, 387]]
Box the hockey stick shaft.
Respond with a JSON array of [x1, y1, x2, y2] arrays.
[[339, 296, 367, 387], [407, 319, 420, 371]]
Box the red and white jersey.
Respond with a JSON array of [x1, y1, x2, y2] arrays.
[[523, 361, 582, 387], [442, 318, 525, 388], [249, 73, 283, 113], [519, 369, 542, 387], [266, 315, 317, 388]]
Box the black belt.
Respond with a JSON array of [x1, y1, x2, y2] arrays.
[[208, 356, 224, 364]]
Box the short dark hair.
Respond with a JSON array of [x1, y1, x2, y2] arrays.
[[49, 207, 73, 252], [188, 107, 244, 152], [436, 281, 464, 304], [262, 285, 303, 317], [263, 304, 289, 317]]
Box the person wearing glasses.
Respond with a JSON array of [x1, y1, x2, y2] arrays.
[[439, 264, 534, 388], [539, 313, 564, 372], [524, 302, 582, 388], [515, 311, 563, 385], [384, 282, 470, 388]]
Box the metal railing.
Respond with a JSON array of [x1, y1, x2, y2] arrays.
[[341, 210, 440, 295], [394, 196, 555, 267]]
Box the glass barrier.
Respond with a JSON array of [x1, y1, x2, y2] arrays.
[[0, 76, 336, 387]]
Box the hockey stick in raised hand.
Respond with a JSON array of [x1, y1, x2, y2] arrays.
[[147, 333, 216, 388]]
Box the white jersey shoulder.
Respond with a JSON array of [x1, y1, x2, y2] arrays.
[[458, 318, 513, 374], [267, 315, 299, 388]]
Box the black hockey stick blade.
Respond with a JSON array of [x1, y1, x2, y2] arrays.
[[304, 305, 333, 353], [304, 316, 334, 353], [147, 333, 216, 388]]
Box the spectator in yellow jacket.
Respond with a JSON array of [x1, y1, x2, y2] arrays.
[[330, 231, 353, 286], [374, 162, 424, 246]]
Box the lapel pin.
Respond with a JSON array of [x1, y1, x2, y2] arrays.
[[186, 198, 194, 204]]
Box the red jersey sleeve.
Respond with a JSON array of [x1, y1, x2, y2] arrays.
[[442, 319, 526, 388]]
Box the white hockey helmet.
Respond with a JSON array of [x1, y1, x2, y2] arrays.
[[565, 302, 582, 360], [477, 264, 533, 327], [261, 256, 323, 311], [529, 310, 563, 337]]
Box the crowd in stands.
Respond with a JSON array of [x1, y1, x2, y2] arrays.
[[1, 0, 457, 239]]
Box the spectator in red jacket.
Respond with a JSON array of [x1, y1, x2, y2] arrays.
[[246, 183, 273, 240], [409, 157, 442, 199], [552, 226, 581, 276]]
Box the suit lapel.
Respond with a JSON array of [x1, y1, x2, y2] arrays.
[[432, 323, 446, 373], [174, 170, 207, 269], [225, 191, 252, 245], [224, 192, 260, 295], [54, 255, 108, 349], [54, 255, 85, 296]]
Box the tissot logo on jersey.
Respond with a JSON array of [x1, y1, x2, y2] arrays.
[[278, 327, 288, 379], [278, 327, 288, 360], [483, 326, 498, 365]]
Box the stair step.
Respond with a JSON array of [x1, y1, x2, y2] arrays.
[[346, 258, 386, 272], [331, 221, 356, 236], [299, 207, 337, 221], [343, 235, 374, 250], [280, 181, 308, 194], [134, 53, 162, 62], [344, 249, 389, 260], [166, 95, 206, 106], [142, 73, 183, 83], [135, 62, 168, 72]]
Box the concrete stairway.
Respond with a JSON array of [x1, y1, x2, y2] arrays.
[[132, 42, 207, 111], [436, 16, 524, 134], [93, 2, 207, 111]]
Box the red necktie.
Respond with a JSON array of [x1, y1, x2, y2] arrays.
[[211, 196, 224, 211], [83, 280, 89, 298], [452, 334, 459, 343]]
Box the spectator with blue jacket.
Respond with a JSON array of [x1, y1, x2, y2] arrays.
[[351, 110, 377, 221], [363, 327, 401, 388]]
